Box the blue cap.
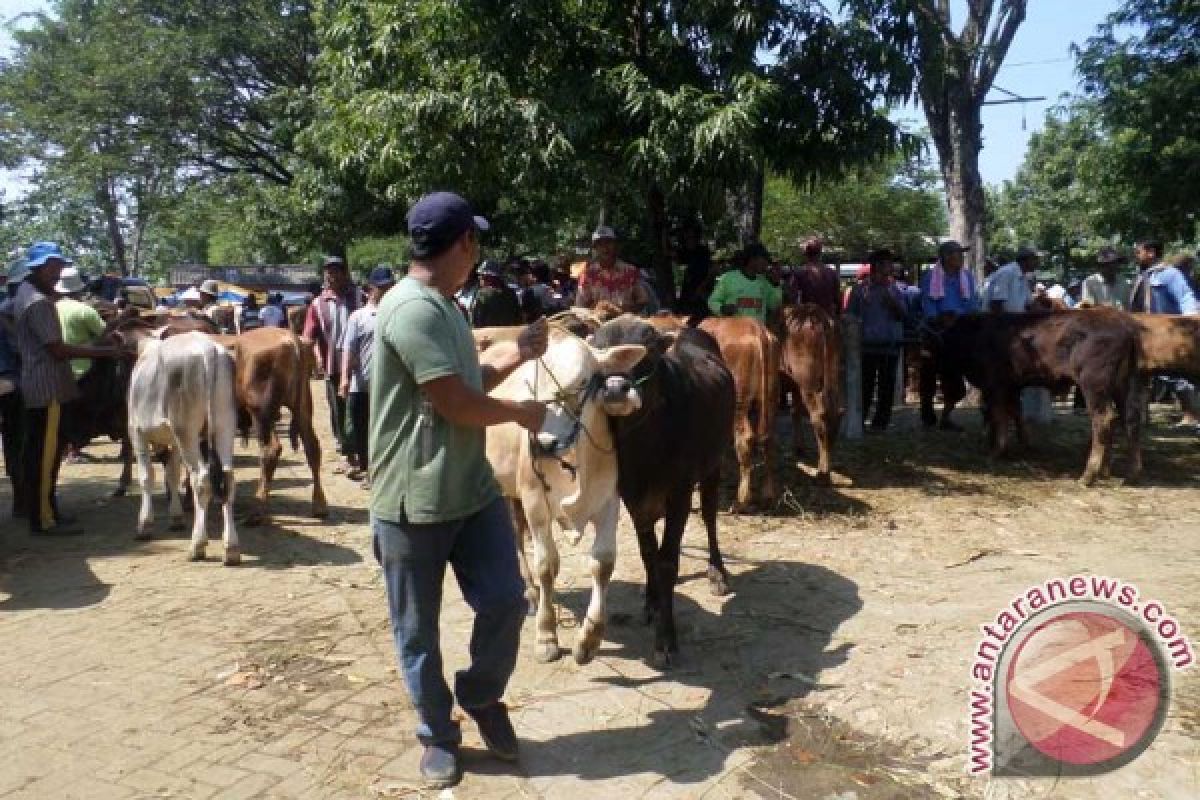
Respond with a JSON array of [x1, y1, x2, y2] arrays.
[[25, 241, 72, 272], [25, 241, 72, 270], [406, 192, 489, 259], [367, 266, 396, 288]]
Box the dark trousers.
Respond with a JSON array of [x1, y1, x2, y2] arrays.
[[919, 342, 967, 425], [1, 388, 26, 516], [21, 402, 66, 531], [324, 378, 348, 455], [862, 351, 899, 429], [347, 391, 370, 469], [372, 498, 527, 746]]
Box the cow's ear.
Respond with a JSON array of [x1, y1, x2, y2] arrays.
[[596, 344, 647, 373]]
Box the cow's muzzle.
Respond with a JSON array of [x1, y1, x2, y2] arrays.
[[601, 375, 641, 414]]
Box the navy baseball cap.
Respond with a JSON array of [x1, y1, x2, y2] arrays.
[[368, 266, 396, 288], [406, 192, 489, 259]]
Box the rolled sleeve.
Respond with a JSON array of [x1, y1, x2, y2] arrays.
[[383, 299, 459, 384]]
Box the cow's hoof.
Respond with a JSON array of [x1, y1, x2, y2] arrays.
[[112, 487, 127, 498], [814, 472, 832, 488], [534, 641, 562, 663], [651, 648, 675, 670], [223, 548, 241, 567], [312, 506, 329, 520], [168, 518, 185, 532], [1078, 473, 1099, 488], [187, 548, 206, 562], [572, 621, 605, 665], [706, 566, 731, 597], [242, 513, 266, 528], [134, 529, 153, 541]]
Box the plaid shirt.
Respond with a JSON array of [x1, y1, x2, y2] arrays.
[[13, 282, 78, 408]]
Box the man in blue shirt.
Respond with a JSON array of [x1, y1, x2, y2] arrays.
[[918, 240, 978, 430]]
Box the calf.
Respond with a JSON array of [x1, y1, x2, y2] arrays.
[[128, 332, 240, 564], [934, 310, 1143, 485], [487, 328, 646, 665], [779, 304, 843, 486], [591, 316, 735, 667], [698, 317, 781, 511], [227, 327, 327, 524]]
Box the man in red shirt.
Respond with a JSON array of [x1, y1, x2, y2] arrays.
[[304, 256, 362, 467], [787, 238, 841, 317]]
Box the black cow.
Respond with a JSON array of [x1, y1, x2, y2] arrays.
[[591, 315, 736, 667], [932, 310, 1143, 485]]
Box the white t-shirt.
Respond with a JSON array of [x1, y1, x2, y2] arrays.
[[988, 262, 1031, 312]]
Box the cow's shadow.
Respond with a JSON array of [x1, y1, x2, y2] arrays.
[[0, 537, 113, 612], [487, 558, 860, 785]]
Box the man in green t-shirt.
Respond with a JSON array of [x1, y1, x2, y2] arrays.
[[371, 191, 548, 788], [707, 242, 782, 324]]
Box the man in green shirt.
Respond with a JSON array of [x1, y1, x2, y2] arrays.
[[54, 267, 106, 379], [371, 191, 548, 788], [707, 242, 783, 324]]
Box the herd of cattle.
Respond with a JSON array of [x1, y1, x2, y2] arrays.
[[53, 298, 1200, 666]]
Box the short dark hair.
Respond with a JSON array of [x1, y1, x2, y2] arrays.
[[1137, 239, 1164, 259]]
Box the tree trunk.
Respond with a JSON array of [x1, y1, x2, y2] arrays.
[[728, 168, 765, 247], [925, 97, 987, 280], [95, 177, 128, 276], [646, 184, 675, 307]]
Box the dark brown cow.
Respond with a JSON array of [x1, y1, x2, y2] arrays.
[[933, 310, 1143, 485], [698, 317, 781, 511], [591, 316, 735, 667], [227, 327, 327, 523], [779, 304, 843, 486]]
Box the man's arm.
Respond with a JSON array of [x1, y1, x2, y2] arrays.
[[421, 374, 544, 431], [302, 301, 324, 369], [479, 319, 549, 390], [1170, 270, 1199, 315]]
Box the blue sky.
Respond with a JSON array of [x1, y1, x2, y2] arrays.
[[1, 0, 1121, 197]]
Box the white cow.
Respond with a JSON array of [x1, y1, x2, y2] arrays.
[[128, 332, 240, 565], [487, 328, 646, 665]]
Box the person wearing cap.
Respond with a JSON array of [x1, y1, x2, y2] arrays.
[[53, 267, 107, 381], [470, 260, 522, 328], [847, 249, 907, 430], [785, 237, 841, 317], [1080, 248, 1132, 309], [372, 191, 548, 787], [260, 292, 288, 328], [574, 226, 651, 313], [304, 255, 363, 468], [338, 266, 396, 484], [12, 243, 122, 535], [985, 245, 1039, 313], [707, 242, 783, 324], [918, 240, 978, 430], [0, 261, 29, 516], [197, 278, 220, 310], [236, 293, 264, 334]]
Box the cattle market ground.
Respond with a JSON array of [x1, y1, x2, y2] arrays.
[[1, 388, 1198, 800]]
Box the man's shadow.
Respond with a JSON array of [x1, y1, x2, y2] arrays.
[[482, 559, 861, 786]]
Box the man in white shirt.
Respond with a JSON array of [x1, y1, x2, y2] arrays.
[[987, 245, 1039, 313], [1080, 247, 1131, 309]]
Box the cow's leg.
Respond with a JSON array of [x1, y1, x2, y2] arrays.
[[252, 425, 283, 526], [1081, 393, 1115, 487], [133, 434, 156, 540], [572, 497, 619, 665], [509, 499, 538, 614], [789, 384, 807, 463], [182, 445, 211, 561], [732, 411, 755, 512], [114, 436, 133, 497], [700, 472, 730, 596], [805, 391, 833, 486], [525, 499, 561, 663], [296, 412, 328, 519], [1123, 377, 1144, 483], [220, 467, 240, 566], [634, 521, 661, 626], [164, 448, 185, 532], [652, 491, 689, 668]]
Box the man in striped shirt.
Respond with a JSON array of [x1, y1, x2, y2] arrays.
[[13, 243, 121, 535]]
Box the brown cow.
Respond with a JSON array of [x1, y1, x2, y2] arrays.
[[226, 327, 328, 523], [287, 305, 307, 336], [1131, 313, 1200, 378], [698, 317, 781, 511], [780, 304, 843, 486], [933, 310, 1143, 485]]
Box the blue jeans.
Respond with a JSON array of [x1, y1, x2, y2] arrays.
[[372, 497, 527, 746]]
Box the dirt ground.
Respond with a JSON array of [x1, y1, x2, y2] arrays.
[[1, 386, 1197, 800]]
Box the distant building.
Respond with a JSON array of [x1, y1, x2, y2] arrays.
[[170, 264, 320, 293]]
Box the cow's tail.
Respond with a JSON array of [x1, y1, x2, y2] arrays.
[[203, 343, 229, 503], [755, 330, 778, 441], [287, 334, 305, 452], [825, 312, 843, 415]]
